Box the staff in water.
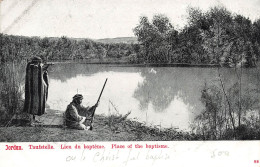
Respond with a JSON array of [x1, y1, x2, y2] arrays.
[[64, 78, 107, 130]]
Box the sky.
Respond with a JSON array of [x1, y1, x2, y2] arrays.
[[0, 0, 260, 39]]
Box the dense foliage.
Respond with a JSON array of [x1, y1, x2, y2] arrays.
[[133, 6, 260, 66], [0, 34, 138, 63], [1, 6, 259, 66]]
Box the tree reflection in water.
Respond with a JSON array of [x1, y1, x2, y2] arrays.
[[47, 63, 260, 130], [133, 67, 218, 114]]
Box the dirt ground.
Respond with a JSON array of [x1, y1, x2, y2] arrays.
[[0, 109, 199, 142]]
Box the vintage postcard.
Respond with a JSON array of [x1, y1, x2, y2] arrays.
[[0, 0, 260, 166]]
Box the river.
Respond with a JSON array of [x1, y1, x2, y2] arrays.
[[47, 63, 260, 131]]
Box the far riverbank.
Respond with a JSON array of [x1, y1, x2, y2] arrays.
[[48, 60, 221, 68], [47, 58, 260, 68]]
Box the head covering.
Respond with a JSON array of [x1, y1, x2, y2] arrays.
[[73, 94, 83, 100], [31, 56, 42, 63]]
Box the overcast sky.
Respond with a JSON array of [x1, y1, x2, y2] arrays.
[[1, 0, 260, 39]]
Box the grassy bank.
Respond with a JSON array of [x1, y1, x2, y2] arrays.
[[2, 108, 259, 142], [0, 109, 202, 142]]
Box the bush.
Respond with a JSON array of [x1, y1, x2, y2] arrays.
[[192, 82, 260, 140]]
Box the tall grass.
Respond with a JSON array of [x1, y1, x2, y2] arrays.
[[0, 61, 26, 122], [191, 82, 260, 140]]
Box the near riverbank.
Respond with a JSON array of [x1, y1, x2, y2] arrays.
[[1, 108, 260, 141], [0, 109, 201, 142]]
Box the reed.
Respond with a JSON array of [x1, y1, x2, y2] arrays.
[[191, 82, 260, 140], [0, 61, 26, 123]]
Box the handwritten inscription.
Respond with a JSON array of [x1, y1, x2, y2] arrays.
[[65, 143, 171, 165], [123, 149, 140, 165], [211, 149, 229, 158], [93, 150, 120, 162]]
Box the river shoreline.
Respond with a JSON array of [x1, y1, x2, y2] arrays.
[[47, 59, 259, 68], [1, 108, 259, 141], [0, 109, 201, 142]]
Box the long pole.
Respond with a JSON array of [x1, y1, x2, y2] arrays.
[[96, 78, 108, 105], [89, 78, 108, 130]]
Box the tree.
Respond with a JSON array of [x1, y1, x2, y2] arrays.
[[133, 14, 178, 63], [133, 16, 156, 62], [201, 6, 233, 64]]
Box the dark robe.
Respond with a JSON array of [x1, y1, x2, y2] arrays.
[[23, 62, 49, 116]]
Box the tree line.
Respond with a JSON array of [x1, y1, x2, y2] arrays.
[[0, 34, 138, 63], [1, 6, 260, 67], [133, 6, 260, 67]]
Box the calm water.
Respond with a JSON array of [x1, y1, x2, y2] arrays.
[[46, 63, 260, 131]]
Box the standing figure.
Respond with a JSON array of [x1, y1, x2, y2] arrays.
[[65, 94, 98, 130], [23, 56, 49, 121]]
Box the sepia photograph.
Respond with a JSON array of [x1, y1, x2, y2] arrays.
[[0, 0, 260, 143]]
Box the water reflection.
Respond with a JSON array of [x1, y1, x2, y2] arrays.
[[47, 64, 260, 130]]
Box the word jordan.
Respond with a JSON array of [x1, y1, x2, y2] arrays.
[[6, 145, 23, 150]]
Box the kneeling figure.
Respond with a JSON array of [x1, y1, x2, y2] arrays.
[[65, 94, 98, 130]]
